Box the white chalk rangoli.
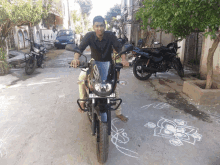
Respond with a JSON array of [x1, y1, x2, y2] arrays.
[[145, 118, 202, 146], [111, 118, 139, 158]]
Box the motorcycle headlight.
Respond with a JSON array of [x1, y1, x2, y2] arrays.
[[55, 40, 59, 42], [33, 47, 40, 53], [94, 83, 112, 92]]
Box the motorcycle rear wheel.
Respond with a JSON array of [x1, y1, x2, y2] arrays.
[[173, 58, 184, 78], [133, 59, 152, 80], [96, 120, 109, 164], [25, 57, 36, 75]]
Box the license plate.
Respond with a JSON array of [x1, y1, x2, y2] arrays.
[[89, 93, 115, 98], [61, 43, 67, 45]]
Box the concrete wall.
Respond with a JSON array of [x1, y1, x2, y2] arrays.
[[200, 32, 220, 82], [177, 39, 186, 64], [155, 30, 174, 47], [14, 26, 29, 50]]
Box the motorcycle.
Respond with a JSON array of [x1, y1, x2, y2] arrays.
[[66, 43, 133, 164], [24, 38, 47, 75], [132, 39, 184, 80]]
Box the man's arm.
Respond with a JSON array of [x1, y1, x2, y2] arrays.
[[111, 33, 129, 67], [78, 32, 91, 53], [71, 32, 91, 68], [121, 54, 129, 67]]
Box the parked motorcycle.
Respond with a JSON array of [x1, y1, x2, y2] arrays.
[[66, 43, 133, 164], [132, 39, 184, 80], [24, 38, 47, 75]]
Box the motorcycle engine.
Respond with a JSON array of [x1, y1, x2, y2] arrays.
[[159, 61, 168, 71]]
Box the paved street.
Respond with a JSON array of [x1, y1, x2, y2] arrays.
[[0, 49, 220, 165]]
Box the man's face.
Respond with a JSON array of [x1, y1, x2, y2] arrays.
[[93, 22, 105, 36]]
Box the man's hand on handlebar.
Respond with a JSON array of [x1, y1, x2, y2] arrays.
[[71, 59, 80, 68], [121, 54, 129, 67], [70, 53, 80, 68]]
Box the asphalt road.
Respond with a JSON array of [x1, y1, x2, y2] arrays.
[[0, 49, 219, 165]]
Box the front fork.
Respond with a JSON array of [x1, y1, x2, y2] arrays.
[[78, 97, 122, 136], [91, 98, 112, 136]]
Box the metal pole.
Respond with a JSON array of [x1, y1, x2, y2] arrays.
[[130, 0, 133, 44], [67, 0, 70, 29]]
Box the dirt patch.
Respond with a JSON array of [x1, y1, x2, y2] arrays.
[[45, 49, 65, 61], [162, 78, 175, 83], [166, 92, 176, 99], [20, 49, 30, 54], [158, 79, 166, 85], [149, 81, 211, 123]]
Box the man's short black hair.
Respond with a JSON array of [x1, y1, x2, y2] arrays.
[[93, 16, 105, 25]]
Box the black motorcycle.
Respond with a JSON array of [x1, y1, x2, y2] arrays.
[[66, 43, 133, 164], [132, 39, 184, 80], [24, 38, 47, 75]]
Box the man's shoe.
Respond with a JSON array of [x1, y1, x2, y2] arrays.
[[116, 114, 128, 123]]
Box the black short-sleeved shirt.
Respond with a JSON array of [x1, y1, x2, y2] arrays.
[[78, 31, 122, 61]]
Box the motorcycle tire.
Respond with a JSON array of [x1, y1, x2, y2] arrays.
[[96, 120, 109, 164], [25, 57, 36, 75], [37, 55, 44, 67], [133, 59, 152, 80], [173, 58, 184, 78]]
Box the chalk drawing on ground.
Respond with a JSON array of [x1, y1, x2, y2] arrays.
[[144, 117, 202, 146], [0, 125, 18, 158], [141, 102, 170, 110], [111, 118, 139, 158], [144, 122, 156, 129]]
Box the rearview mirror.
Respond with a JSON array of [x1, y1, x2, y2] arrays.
[[65, 44, 82, 54]]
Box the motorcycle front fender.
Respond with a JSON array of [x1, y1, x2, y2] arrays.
[[99, 111, 108, 123]]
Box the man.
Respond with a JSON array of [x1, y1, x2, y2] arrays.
[[70, 16, 129, 122]]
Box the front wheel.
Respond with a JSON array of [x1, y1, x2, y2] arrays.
[[25, 56, 36, 75], [37, 55, 44, 67], [96, 120, 109, 164], [133, 59, 152, 80], [173, 58, 184, 78]]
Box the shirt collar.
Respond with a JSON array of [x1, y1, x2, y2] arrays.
[[94, 31, 106, 41]]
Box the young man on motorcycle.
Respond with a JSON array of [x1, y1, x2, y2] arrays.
[[70, 16, 129, 122]]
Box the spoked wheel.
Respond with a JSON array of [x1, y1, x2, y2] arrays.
[[25, 56, 36, 75], [96, 119, 109, 164], [133, 59, 152, 80], [173, 58, 184, 78]]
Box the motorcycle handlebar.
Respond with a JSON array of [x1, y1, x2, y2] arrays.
[[68, 61, 88, 68]]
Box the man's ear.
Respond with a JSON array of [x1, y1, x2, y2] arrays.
[[93, 25, 95, 31]]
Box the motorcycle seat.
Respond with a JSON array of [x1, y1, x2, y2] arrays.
[[141, 48, 161, 57]]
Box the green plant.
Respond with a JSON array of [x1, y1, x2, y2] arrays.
[[75, 25, 83, 34], [0, 48, 9, 74]]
